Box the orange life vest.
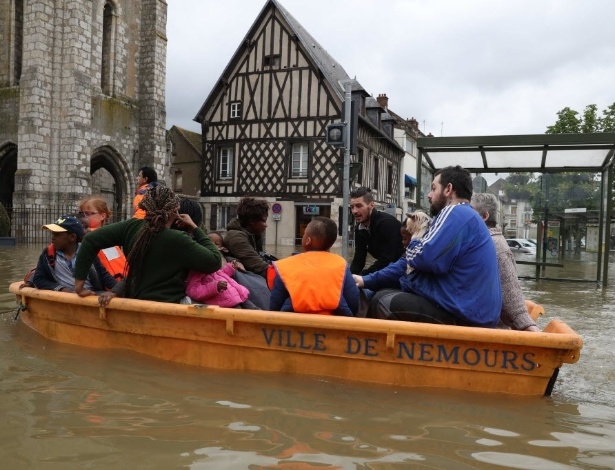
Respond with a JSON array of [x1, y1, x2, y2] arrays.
[[97, 246, 128, 281], [272, 251, 347, 315]]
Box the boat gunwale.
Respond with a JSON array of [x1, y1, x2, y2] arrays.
[[9, 282, 583, 352]]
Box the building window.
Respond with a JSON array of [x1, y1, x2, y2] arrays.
[[174, 170, 183, 192], [357, 148, 364, 184], [373, 157, 379, 190], [264, 54, 281, 67], [218, 204, 237, 230], [229, 102, 242, 119], [290, 143, 309, 178], [218, 147, 234, 179], [387, 164, 393, 195], [405, 137, 415, 154], [13, 0, 23, 85], [101, 1, 115, 95]]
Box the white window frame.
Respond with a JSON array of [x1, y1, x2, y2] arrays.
[[218, 147, 234, 179], [230, 102, 241, 119], [290, 142, 309, 178]]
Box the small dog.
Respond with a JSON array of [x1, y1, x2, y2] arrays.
[[406, 210, 431, 274]]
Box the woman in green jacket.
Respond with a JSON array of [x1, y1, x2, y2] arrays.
[[74, 186, 221, 303]]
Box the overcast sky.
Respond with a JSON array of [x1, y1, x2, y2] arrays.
[[165, 0, 615, 138]]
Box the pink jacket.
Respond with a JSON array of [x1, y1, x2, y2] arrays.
[[186, 263, 249, 307]]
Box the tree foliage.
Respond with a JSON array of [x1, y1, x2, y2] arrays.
[[546, 102, 615, 134], [503, 102, 614, 217]]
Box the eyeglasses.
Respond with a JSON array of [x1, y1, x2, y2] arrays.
[[78, 211, 99, 217]]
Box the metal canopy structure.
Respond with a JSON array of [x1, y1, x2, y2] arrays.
[[416, 132, 615, 285]]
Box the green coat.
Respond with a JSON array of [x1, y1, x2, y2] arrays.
[[74, 218, 221, 303]]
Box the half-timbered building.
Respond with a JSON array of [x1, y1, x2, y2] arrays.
[[194, 0, 404, 246]]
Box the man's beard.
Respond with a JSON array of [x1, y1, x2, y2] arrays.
[[429, 193, 445, 217]]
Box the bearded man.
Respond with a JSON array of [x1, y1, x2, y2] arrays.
[[370, 165, 502, 327], [349, 187, 404, 275]]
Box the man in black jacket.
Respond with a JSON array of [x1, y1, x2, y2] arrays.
[[349, 187, 404, 275]]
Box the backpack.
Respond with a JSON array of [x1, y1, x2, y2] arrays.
[[22, 244, 56, 287]]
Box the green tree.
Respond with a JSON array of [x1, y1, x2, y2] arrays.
[[546, 102, 615, 134], [503, 172, 535, 201]]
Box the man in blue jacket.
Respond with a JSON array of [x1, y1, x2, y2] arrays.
[[370, 166, 502, 327], [33, 215, 116, 293]]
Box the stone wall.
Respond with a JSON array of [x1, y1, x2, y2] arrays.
[[0, 0, 168, 219]]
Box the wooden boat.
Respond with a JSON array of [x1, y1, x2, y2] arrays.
[[9, 282, 582, 396]]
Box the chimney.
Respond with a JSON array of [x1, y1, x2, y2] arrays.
[[376, 93, 389, 109], [408, 117, 419, 131]]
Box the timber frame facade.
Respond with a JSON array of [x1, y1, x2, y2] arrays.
[[195, 0, 403, 246]]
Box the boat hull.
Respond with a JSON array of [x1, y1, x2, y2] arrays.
[[10, 282, 582, 396]]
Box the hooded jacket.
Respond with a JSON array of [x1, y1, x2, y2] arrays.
[[224, 218, 269, 277]]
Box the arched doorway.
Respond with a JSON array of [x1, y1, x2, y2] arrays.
[[90, 146, 131, 221], [0, 143, 17, 209]]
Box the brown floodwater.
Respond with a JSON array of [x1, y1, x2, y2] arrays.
[[1, 244, 614, 469]]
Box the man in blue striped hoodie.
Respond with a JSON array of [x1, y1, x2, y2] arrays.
[[370, 166, 502, 327]]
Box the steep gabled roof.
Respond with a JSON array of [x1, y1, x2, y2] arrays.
[[194, 0, 356, 122], [170, 125, 202, 154], [273, 0, 351, 99]]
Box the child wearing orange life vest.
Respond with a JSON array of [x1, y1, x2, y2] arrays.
[[185, 232, 250, 307], [79, 196, 128, 281], [268, 217, 359, 316]]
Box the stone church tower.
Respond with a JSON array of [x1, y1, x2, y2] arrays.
[[0, 0, 168, 224]]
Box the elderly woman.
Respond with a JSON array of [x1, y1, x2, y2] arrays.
[[224, 197, 271, 278], [470, 193, 539, 332], [74, 186, 221, 303]]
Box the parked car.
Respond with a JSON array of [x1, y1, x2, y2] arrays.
[[506, 238, 536, 254]]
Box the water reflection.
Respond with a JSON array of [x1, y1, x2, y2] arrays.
[[1, 245, 615, 468]]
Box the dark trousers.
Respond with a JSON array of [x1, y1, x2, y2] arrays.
[[369, 289, 469, 326]]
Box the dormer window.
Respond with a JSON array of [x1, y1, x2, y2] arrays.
[[229, 101, 242, 119], [263, 54, 281, 67]]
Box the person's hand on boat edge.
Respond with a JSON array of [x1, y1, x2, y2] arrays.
[[98, 291, 116, 306], [74, 280, 95, 297]]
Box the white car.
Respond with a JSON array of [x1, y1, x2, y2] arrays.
[[506, 238, 536, 254]]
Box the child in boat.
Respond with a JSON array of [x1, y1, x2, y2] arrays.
[[268, 217, 359, 316], [33, 215, 117, 293], [185, 232, 250, 307], [79, 196, 128, 282]]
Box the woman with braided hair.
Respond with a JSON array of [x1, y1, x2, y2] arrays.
[[74, 186, 222, 303]]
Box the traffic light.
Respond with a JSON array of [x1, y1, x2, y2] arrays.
[[326, 122, 346, 147]]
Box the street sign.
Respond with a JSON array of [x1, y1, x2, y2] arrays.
[[272, 213, 281, 221], [564, 208, 587, 213], [271, 203, 282, 214]]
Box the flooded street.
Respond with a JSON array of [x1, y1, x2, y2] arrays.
[[1, 244, 615, 469]]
